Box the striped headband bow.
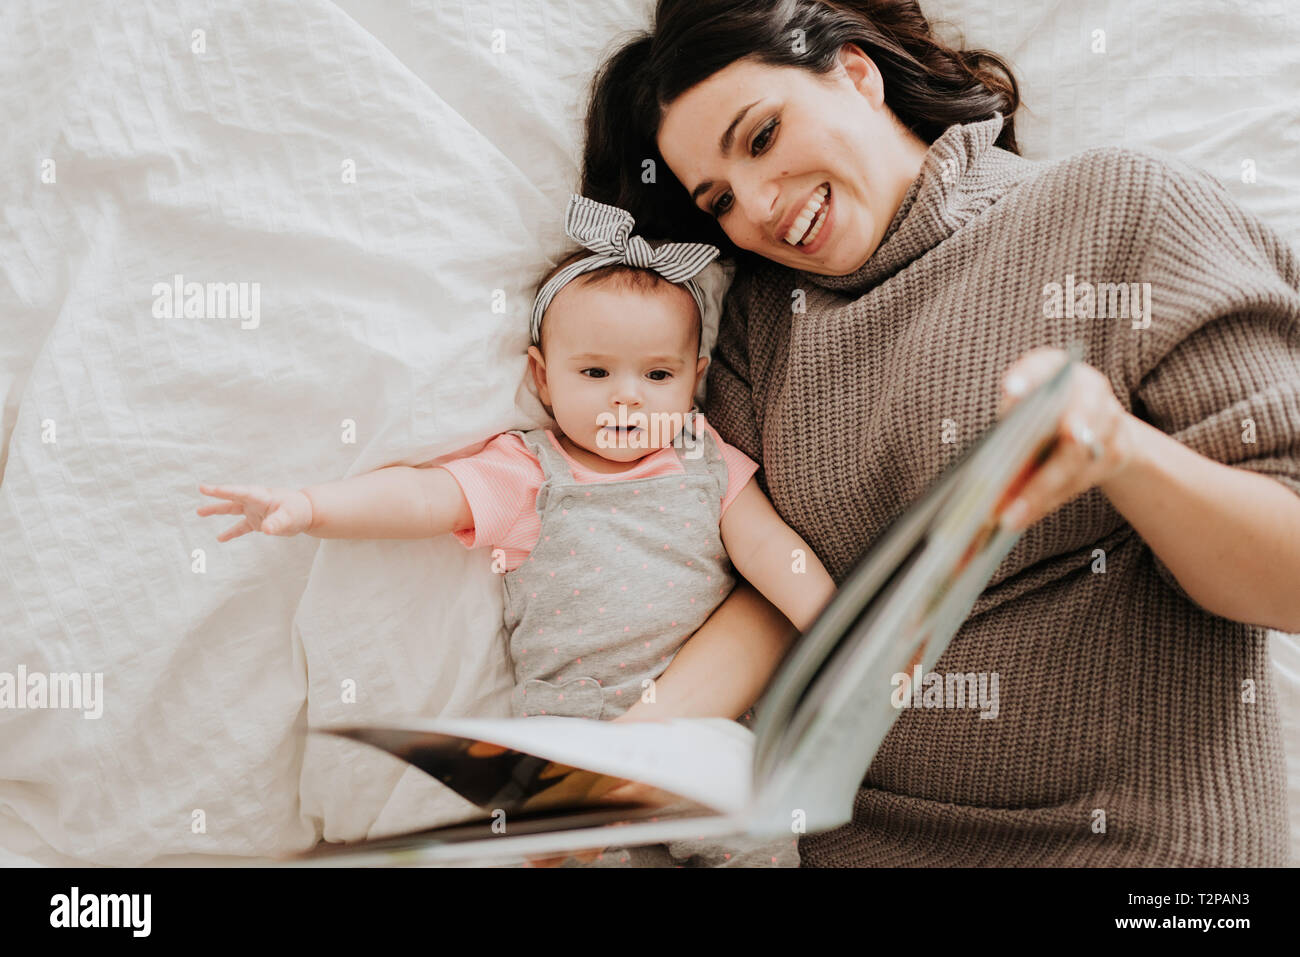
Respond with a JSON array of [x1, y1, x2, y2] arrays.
[[530, 194, 721, 346]]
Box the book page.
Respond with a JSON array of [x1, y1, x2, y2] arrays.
[[324, 714, 756, 816]]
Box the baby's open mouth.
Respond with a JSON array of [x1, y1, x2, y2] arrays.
[[784, 183, 830, 247]]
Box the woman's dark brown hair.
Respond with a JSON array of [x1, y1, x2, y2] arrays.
[[581, 0, 1020, 262]]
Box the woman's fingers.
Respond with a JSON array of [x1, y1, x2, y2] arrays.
[[526, 846, 607, 867], [998, 346, 1070, 415], [996, 347, 1120, 532], [465, 741, 509, 758], [601, 779, 678, 808], [523, 782, 665, 867], [1001, 377, 1122, 532], [1002, 426, 1088, 530]]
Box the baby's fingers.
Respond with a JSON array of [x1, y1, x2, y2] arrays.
[[196, 501, 243, 517], [199, 483, 271, 510], [261, 505, 298, 535], [261, 501, 306, 538], [199, 483, 251, 501], [216, 518, 254, 543]]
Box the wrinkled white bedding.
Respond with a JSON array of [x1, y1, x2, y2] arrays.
[[0, 0, 1296, 866]]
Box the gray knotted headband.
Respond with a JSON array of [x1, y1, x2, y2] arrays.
[[530, 194, 721, 346]]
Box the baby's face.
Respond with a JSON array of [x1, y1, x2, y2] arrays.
[[527, 281, 710, 463]]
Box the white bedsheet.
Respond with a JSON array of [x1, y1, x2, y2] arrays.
[[0, 0, 1296, 866]]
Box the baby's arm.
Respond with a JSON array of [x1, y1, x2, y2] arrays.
[[719, 478, 837, 633], [197, 466, 472, 541], [615, 480, 833, 725], [614, 577, 799, 723], [302, 466, 472, 539]]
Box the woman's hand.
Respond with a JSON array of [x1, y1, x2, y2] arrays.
[[196, 484, 314, 541], [524, 714, 681, 868], [523, 779, 678, 868], [996, 347, 1138, 532]]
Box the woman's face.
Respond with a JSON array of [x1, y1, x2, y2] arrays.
[[656, 45, 930, 276]]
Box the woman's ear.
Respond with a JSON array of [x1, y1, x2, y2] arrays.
[[838, 42, 885, 108]]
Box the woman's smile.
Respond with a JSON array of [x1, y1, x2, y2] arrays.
[[782, 182, 834, 254]]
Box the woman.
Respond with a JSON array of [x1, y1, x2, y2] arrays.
[[584, 0, 1300, 866]]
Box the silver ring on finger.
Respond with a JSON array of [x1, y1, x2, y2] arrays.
[[1072, 423, 1103, 461]]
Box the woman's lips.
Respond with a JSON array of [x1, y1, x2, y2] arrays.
[[783, 183, 829, 245], [796, 185, 833, 255]]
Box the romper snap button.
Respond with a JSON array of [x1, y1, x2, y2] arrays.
[[697, 493, 706, 504], [561, 495, 575, 509]]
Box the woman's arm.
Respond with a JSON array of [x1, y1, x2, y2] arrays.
[[615, 576, 799, 723], [1000, 349, 1300, 633], [1100, 416, 1300, 631], [999, 158, 1300, 633]]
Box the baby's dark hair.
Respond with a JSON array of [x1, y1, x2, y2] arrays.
[[531, 248, 698, 355]]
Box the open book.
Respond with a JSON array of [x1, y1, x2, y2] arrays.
[[289, 358, 1075, 865]]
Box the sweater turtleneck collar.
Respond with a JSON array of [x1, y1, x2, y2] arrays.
[[795, 112, 1037, 295]]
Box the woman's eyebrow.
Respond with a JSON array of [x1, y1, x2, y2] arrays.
[[719, 99, 761, 153], [689, 99, 761, 204]]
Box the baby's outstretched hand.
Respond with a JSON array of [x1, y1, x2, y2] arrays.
[[197, 484, 314, 542]]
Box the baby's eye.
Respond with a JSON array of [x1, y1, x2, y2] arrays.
[[647, 370, 672, 381], [580, 368, 607, 379]]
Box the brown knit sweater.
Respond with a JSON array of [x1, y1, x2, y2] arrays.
[[704, 114, 1298, 866]]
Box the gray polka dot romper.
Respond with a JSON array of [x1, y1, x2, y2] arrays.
[[503, 412, 734, 720], [498, 411, 800, 867]]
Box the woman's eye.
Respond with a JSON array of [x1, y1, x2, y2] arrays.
[[751, 118, 778, 156], [710, 119, 778, 217]]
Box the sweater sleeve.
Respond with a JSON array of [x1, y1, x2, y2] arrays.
[[1129, 155, 1300, 599], [702, 276, 767, 492]]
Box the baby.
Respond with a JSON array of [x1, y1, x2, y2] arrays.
[[197, 195, 837, 866]]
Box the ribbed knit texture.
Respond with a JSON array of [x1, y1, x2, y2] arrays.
[[704, 114, 1298, 866]]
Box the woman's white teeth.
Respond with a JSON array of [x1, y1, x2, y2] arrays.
[[784, 185, 829, 246], [803, 201, 829, 245]]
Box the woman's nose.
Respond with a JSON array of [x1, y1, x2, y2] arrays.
[[732, 170, 779, 232]]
